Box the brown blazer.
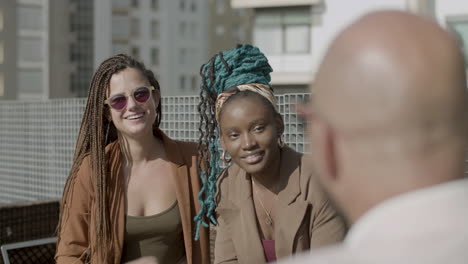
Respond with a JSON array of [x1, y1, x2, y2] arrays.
[[214, 146, 346, 263], [56, 130, 210, 264]]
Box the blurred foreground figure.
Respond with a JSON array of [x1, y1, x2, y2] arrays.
[[280, 10, 468, 264]]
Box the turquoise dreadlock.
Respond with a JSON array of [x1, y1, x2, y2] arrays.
[[194, 44, 273, 240]]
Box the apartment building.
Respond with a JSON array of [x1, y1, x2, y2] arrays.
[[69, 0, 94, 97], [231, 0, 468, 93], [94, 0, 211, 96], [207, 0, 253, 57], [1, 0, 258, 99], [0, 0, 76, 100], [0, 1, 16, 100]]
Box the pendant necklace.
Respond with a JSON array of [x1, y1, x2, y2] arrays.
[[252, 178, 279, 226]]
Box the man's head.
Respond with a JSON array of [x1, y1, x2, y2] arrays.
[[306, 10, 468, 224]]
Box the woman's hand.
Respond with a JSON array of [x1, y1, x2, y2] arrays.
[[124, 256, 159, 264]]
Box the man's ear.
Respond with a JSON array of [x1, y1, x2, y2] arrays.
[[310, 114, 338, 183]]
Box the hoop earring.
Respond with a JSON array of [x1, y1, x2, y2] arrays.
[[278, 135, 285, 148], [221, 150, 232, 164]]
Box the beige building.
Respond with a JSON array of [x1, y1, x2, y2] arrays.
[[207, 0, 254, 58]]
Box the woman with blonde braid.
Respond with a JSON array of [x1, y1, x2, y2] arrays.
[[195, 45, 346, 263], [56, 54, 209, 264]]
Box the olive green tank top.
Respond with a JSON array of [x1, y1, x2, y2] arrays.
[[121, 201, 186, 263]]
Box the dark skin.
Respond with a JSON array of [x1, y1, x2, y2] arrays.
[[218, 94, 287, 240]]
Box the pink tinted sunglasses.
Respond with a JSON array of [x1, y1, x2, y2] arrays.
[[105, 86, 155, 111]]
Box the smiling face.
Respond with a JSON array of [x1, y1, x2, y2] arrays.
[[108, 67, 159, 139], [219, 93, 283, 177]]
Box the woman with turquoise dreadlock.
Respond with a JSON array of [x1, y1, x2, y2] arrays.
[[194, 44, 346, 263]]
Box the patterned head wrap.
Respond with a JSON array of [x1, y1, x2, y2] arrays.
[[194, 44, 274, 240], [215, 83, 277, 121]]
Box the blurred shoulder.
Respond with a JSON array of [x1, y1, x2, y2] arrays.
[[299, 153, 328, 204]]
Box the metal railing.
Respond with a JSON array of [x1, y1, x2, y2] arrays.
[[0, 94, 310, 204]]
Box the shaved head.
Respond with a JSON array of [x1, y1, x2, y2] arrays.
[[315, 10, 467, 148], [308, 10, 468, 224]]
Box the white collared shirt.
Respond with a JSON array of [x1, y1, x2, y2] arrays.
[[277, 177, 468, 264]]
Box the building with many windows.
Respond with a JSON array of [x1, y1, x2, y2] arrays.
[[69, 0, 94, 97], [3, 0, 246, 99], [232, 0, 468, 93], [0, 1, 16, 100], [95, 0, 210, 96], [207, 0, 254, 58], [0, 0, 79, 100]]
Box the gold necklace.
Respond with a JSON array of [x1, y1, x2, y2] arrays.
[[252, 178, 279, 226]]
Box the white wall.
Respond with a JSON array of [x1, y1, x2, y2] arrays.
[[435, 0, 468, 27]]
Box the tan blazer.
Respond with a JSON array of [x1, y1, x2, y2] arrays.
[[214, 146, 346, 263], [56, 130, 210, 264]]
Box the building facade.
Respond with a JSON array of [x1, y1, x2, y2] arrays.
[[207, 0, 254, 58], [94, 0, 211, 96], [69, 0, 94, 97], [231, 0, 468, 94], [3, 0, 228, 99], [0, 0, 78, 100], [0, 1, 17, 100]]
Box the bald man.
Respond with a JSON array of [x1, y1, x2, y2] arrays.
[[279, 10, 468, 264]]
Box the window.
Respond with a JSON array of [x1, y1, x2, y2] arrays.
[[191, 1, 196, 12], [18, 6, 43, 31], [131, 46, 140, 58], [130, 18, 140, 37], [19, 38, 43, 62], [180, 75, 186, 89], [151, 20, 159, 39], [254, 7, 311, 55], [180, 48, 186, 64], [191, 75, 197, 90], [151, 47, 159, 66], [18, 69, 43, 94], [179, 21, 186, 37], [0, 73, 4, 97], [191, 23, 197, 38], [216, 0, 225, 15], [112, 15, 130, 39], [114, 0, 130, 9], [215, 25, 225, 36], [232, 9, 246, 17], [112, 43, 129, 55], [151, 0, 159, 10], [180, 0, 185, 11], [0, 9, 3, 31], [232, 24, 245, 43], [447, 17, 468, 67], [0, 41, 3, 64]]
